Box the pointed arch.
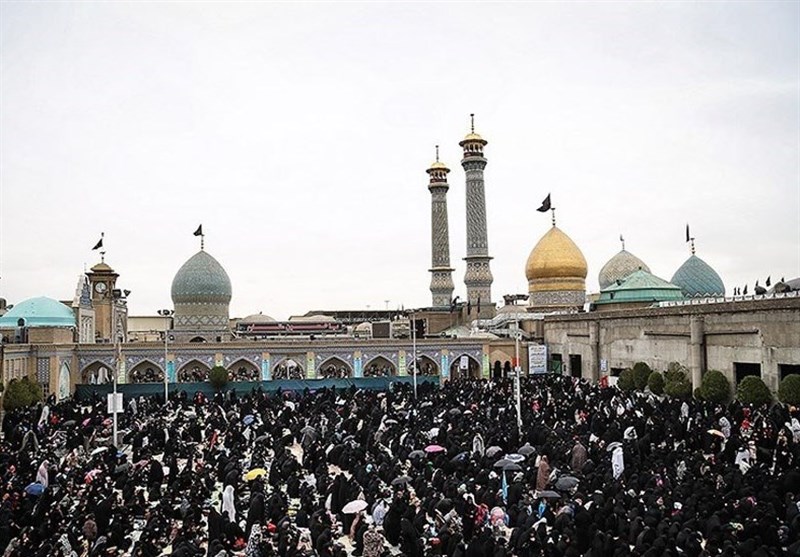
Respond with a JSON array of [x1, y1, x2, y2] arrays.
[[318, 356, 353, 379], [363, 355, 397, 377], [227, 358, 259, 382], [58, 362, 71, 400], [80, 360, 113, 385], [178, 359, 211, 382], [272, 357, 305, 380], [449, 353, 481, 380], [189, 336, 207, 343], [410, 354, 439, 376], [129, 359, 165, 384]]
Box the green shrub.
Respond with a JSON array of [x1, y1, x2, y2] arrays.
[[736, 376, 772, 406], [632, 362, 652, 391], [663, 366, 692, 399], [617, 368, 636, 392], [2, 377, 43, 411], [694, 387, 703, 400], [778, 375, 800, 406], [699, 370, 731, 404], [647, 371, 665, 395], [209, 366, 229, 391]]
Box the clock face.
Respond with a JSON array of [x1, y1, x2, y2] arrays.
[[95, 282, 107, 293]]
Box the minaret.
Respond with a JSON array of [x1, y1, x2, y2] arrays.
[[427, 146, 455, 308], [459, 114, 494, 316]]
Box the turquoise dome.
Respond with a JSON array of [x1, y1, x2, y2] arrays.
[[0, 296, 76, 328], [596, 269, 684, 305], [171, 251, 232, 304], [671, 255, 725, 297]]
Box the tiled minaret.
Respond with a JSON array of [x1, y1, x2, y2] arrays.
[[427, 146, 455, 308], [459, 114, 494, 316]]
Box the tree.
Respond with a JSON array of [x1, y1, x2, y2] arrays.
[[647, 371, 664, 395], [699, 370, 731, 404], [664, 367, 692, 399], [736, 376, 772, 406], [617, 368, 636, 392], [208, 366, 229, 391], [632, 362, 652, 391], [3, 377, 43, 411], [778, 375, 800, 406]]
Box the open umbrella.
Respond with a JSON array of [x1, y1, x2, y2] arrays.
[[504, 453, 525, 463], [448, 408, 461, 416], [486, 446, 503, 458], [707, 429, 725, 438], [391, 475, 412, 486], [538, 490, 562, 499], [503, 463, 523, 472], [62, 420, 76, 427], [25, 482, 45, 496], [450, 452, 469, 464], [555, 476, 579, 490], [493, 458, 512, 469], [425, 444, 446, 454], [518, 444, 536, 456], [91, 447, 109, 456], [342, 500, 368, 514], [243, 415, 255, 426], [301, 425, 316, 434], [409, 450, 426, 459], [244, 468, 268, 481], [385, 418, 398, 426]]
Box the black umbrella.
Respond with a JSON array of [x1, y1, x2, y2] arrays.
[[409, 450, 426, 459], [518, 444, 536, 456], [391, 475, 412, 486], [538, 490, 562, 499], [493, 458, 512, 468], [503, 463, 523, 472], [555, 476, 579, 490], [486, 446, 503, 458], [448, 408, 461, 416], [450, 452, 469, 464]]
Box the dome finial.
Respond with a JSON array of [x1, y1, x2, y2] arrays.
[[620, 234, 625, 251], [470, 113, 475, 133], [435, 144, 440, 162]]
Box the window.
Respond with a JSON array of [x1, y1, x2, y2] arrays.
[[779, 364, 800, 380], [734, 362, 761, 384]]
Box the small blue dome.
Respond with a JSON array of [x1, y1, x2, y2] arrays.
[[671, 255, 725, 297], [171, 251, 232, 304], [0, 296, 76, 328]]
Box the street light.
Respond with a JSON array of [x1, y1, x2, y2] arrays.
[[158, 309, 174, 403], [513, 320, 523, 434]]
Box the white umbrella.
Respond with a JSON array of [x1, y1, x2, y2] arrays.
[[504, 453, 525, 463], [342, 499, 368, 514]]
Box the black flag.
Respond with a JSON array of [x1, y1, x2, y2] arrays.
[[766, 276, 771, 287], [91, 238, 103, 250], [685, 224, 690, 243], [193, 225, 203, 237], [536, 194, 551, 213], [743, 285, 748, 295]]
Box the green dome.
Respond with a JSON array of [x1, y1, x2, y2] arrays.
[[171, 251, 232, 304], [671, 255, 725, 297], [596, 269, 684, 305], [0, 296, 76, 328]]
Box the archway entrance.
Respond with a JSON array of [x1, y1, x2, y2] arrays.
[[129, 360, 165, 383], [450, 354, 481, 380], [318, 357, 353, 379], [273, 358, 305, 380], [410, 355, 439, 376], [228, 359, 260, 382], [364, 356, 396, 377], [81, 362, 112, 385], [178, 360, 211, 382]]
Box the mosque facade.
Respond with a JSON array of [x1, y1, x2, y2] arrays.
[[1, 119, 799, 401]]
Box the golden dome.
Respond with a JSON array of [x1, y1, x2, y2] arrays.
[[526, 226, 587, 289], [428, 160, 448, 170]]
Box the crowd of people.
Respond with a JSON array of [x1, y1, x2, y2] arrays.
[[273, 364, 304, 381], [1, 374, 799, 557]]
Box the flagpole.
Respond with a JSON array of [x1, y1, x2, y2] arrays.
[[411, 310, 417, 399]]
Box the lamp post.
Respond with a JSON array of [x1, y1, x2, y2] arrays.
[[513, 320, 522, 434], [158, 310, 174, 404]]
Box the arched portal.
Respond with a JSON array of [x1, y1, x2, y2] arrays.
[[58, 362, 71, 400], [318, 356, 353, 379], [227, 358, 259, 382], [81, 361, 113, 385], [450, 354, 481, 380], [410, 355, 439, 376], [178, 359, 211, 382], [273, 358, 305, 380], [364, 356, 396, 377], [129, 360, 165, 383]]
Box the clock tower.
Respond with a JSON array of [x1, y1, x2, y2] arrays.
[[86, 260, 127, 342]]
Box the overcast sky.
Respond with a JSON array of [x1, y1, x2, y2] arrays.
[[1, 2, 798, 320]]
